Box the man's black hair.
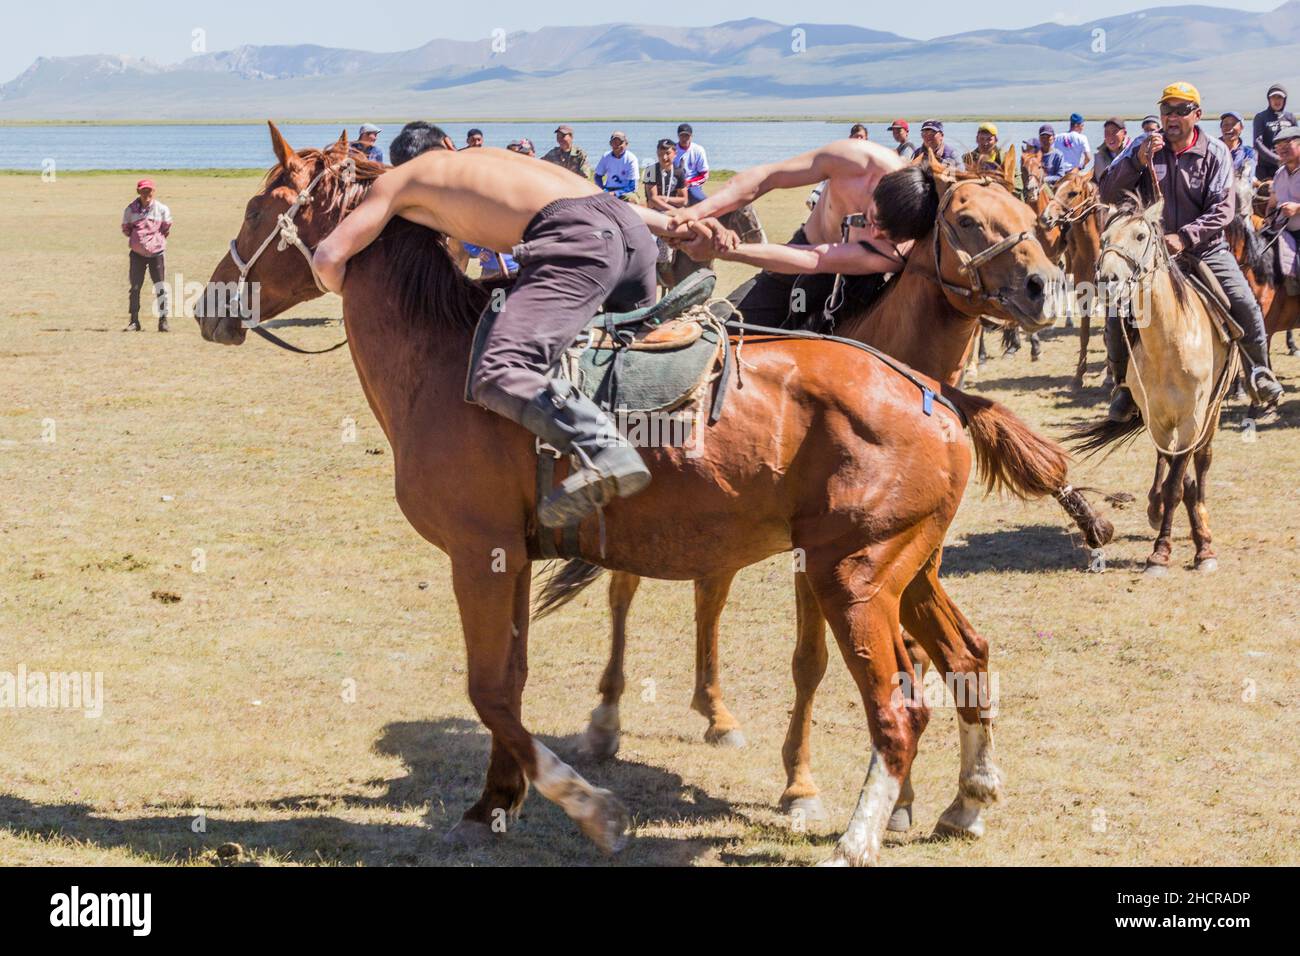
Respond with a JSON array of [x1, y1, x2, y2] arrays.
[[390, 121, 450, 166], [872, 164, 939, 243], [467, 128, 483, 138]]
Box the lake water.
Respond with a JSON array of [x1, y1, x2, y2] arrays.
[[0, 119, 1224, 173]]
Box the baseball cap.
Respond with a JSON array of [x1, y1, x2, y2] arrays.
[[1268, 83, 1288, 99], [888, 119, 909, 132], [1142, 114, 1161, 127], [1070, 112, 1084, 125], [1159, 81, 1201, 105], [1039, 124, 1056, 136], [1021, 140, 1040, 152], [507, 138, 534, 153], [656, 138, 675, 150], [1220, 110, 1244, 125], [136, 178, 155, 190], [609, 130, 627, 143], [677, 123, 693, 135], [359, 123, 382, 135], [978, 122, 998, 137], [1273, 125, 1300, 142], [920, 119, 943, 133], [1103, 116, 1126, 130], [554, 124, 574, 135]]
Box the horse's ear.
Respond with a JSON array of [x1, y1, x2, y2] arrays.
[[268, 121, 301, 174], [335, 129, 349, 151], [927, 147, 947, 178], [1145, 198, 1165, 225], [1002, 145, 1017, 183]]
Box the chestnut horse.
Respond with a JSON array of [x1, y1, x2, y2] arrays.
[[1041, 168, 1105, 388], [194, 124, 1064, 864], [570, 152, 1116, 830]]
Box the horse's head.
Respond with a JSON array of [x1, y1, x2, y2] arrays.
[[926, 148, 1061, 331], [1040, 168, 1098, 230], [1020, 151, 1045, 204], [1097, 197, 1166, 309], [195, 122, 380, 345]]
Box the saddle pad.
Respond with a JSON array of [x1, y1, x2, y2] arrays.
[[1180, 264, 1243, 343], [576, 315, 721, 414]]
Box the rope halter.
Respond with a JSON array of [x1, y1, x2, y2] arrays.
[[931, 176, 1039, 310]]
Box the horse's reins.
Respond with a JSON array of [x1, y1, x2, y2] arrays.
[[224, 154, 360, 354], [932, 176, 1038, 311]]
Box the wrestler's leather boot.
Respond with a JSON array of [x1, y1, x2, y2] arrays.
[[1239, 339, 1284, 407], [521, 379, 652, 528], [1104, 314, 1138, 423]]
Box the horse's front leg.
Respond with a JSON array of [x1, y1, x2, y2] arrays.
[[1145, 453, 1191, 576], [692, 570, 745, 746], [1184, 443, 1218, 573], [1073, 309, 1091, 388], [584, 571, 641, 759]]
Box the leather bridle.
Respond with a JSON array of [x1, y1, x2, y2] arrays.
[[932, 176, 1039, 310], [222, 154, 359, 354]]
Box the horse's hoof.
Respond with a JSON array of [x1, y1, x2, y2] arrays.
[[704, 727, 747, 748], [1196, 557, 1218, 574], [578, 788, 630, 855], [815, 853, 854, 867], [443, 819, 494, 849], [888, 805, 914, 832], [784, 795, 828, 823], [1143, 562, 1169, 578]]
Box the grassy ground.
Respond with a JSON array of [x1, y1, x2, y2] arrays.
[[1, 168, 1297, 867]]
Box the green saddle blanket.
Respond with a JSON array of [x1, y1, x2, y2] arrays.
[[574, 317, 721, 415]]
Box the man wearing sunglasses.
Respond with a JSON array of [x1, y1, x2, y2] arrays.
[[1100, 81, 1283, 422]]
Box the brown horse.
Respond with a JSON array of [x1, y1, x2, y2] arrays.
[[1041, 168, 1105, 388], [1229, 185, 1300, 361], [570, 152, 1116, 831], [193, 124, 1064, 864]]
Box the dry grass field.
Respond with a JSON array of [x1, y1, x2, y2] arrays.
[[1, 166, 1298, 867]]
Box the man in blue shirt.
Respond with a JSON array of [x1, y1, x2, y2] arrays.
[[918, 120, 962, 168], [594, 131, 639, 199], [1220, 111, 1257, 180], [1038, 124, 1066, 183], [349, 123, 385, 164]]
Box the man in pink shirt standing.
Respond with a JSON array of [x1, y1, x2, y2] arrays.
[[121, 179, 172, 331]]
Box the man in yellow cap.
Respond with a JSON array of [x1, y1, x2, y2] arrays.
[[962, 123, 1006, 174], [1100, 81, 1283, 420]]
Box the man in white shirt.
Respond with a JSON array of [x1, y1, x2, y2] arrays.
[[593, 131, 639, 199], [1058, 113, 1092, 174], [674, 123, 710, 205]]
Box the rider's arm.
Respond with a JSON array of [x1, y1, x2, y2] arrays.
[[678, 141, 875, 222], [313, 167, 407, 293], [1177, 151, 1235, 252], [1097, 133, 1146, 204], [720, 240, 903, 276]]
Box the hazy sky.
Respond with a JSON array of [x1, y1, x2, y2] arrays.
[[0, 0, 1282, 82]]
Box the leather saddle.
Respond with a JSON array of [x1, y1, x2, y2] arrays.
[[1177, 257, 1244, 343]]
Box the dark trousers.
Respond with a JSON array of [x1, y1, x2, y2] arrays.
[[128, 251, 168, 322], [467, 194, 657, 422], [1199, 245, 1267, 352]]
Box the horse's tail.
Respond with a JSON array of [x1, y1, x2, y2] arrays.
[[1065, 413, 1146, 460], [1000, 325, 1019, 352], [533, 559, 606, 618], [940, 385, 1117, 548]]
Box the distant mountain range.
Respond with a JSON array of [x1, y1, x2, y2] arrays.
[[4, 7, 1300, 119]]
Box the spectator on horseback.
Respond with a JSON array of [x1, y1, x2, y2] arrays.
[[1252, 83, 1297, 181], [1100, 81, 1284, 421], [1263, 126, 1300, 293], [918, 120, 961, 168], [594, 131, 640, 199], [1058, 113, 1092, 175], [121, 178, 171, 332], [1038, 125, 1066, 184], [674, 124, 710, 205], [962, 123, 1005, 173], [1219, 111, 1257, 181], [1094, 118, 1128, 183], [541, 125, 591, 178], [350, 123, 385, 164], [888, 120, 916, 160]]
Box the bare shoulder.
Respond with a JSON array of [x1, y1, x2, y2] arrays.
[[825, 139, 905, 174]]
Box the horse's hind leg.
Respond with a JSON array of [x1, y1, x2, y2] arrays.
[[584, 571, 641, 759], [1030, 331, 1042, 362], [809, 550, 929, 867], [1072, 311, 1091, 388], [779, 572, 829, 820], [692, 570, 745, 746], [900, 553, 1002, 839], [1147, 454, 1169, 531], [1185, 444, 1217, 573], [451, 555, 628, 853], [1145, 452, 1191, 576]]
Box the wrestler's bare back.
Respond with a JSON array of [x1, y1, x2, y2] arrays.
[[801, 141, 904, 247], [384, 148, 601, 251]]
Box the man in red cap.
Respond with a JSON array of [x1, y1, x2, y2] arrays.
[[120, 179, 172, 332], [888, 120, 915, 160]]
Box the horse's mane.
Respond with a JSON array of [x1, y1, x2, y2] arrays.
[[1103, 193, 1192, 309], [269, 146, 490, 334]]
